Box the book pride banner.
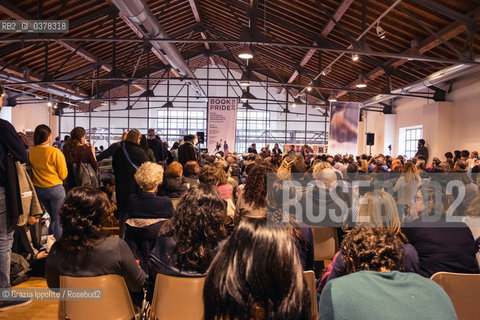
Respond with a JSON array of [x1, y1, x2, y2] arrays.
[[207, 98, 238, 154]]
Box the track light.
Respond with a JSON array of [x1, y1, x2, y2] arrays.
[[352, 53, 359, 61], [328, 94, 337, 102], [306, 86, 312, 92], [376, 23, 386, 39], [356, 75, 367, 88], [238, 45, 253, 59], [321, 66, 331, 76], [47, 101, 53, 107]]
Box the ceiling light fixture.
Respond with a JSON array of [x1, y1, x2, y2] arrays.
[[0, 86, 5, 97], [376, 22, 386, 39], [356, 75, 367, 88], [321, 66, 331, 76], [240, 89, 257, 102], [47, 101, 53, 107], [352, 53, 359, 61], [306, 86, 312, 92], [238, 45, 253, 60], [290, 96, 302, 108], [161, 101, 173, 108], [328, 94, 337, 102], [239, 72, 251, 87]]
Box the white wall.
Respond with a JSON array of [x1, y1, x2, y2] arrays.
[[8, 101, 59, 137], [361, 71, 480, 162]]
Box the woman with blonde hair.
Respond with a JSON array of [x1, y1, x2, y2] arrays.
[[318, 190, 419, 292], [394, 161, 421, 217], [125, 162, 174, 273]]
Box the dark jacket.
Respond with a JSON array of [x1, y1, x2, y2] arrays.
[[127, 192, 174, 220], [148, 137, 167, 162], [178, 141, 197, 167], [247, 147, 257, 154], [402, 218, 479, 277], [96, 141, 121, 161], [149, 235, 225, 278], [12, 224, 43, 262], [0, 119, 27, 188], [112, 142, 149, 215], [46, 237, 147, 297], [157, 177, 188, 199], [66, 145, 98, 189], [415, 145, 429, 163], [297, 226, 314, 271], [300, 186, 348, 228]]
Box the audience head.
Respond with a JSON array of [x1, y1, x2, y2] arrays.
[[162, 183, 227, 272], [244, 162, 275, 208], [101, 175, 115, 193], [63, 127, 86, 163], [125, 129, 142, 145], [418, 139, 425, 147], [199, 165, 219, 185], [58, 187, 110, 253], [204, 218, 310, 320], [147, 128, 156, 139], [184, 134, 195, 142], [134, 162, 164, 192], [164, 161, 183, 178], [341, 227, 404, 274], [184, 160, 200, 178], [33, 124, 51, 146]]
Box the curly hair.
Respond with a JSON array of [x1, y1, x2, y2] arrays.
[[57, 187, 110, 253], [164, 161, 183, 178], [183, 161, 200, 177], [341, 227, 404, 274], [162, 183, 227, 272], [243, 162, 275, 208], [63, 127, 85, 164], [199, 165, 219, 185], [134, 161, 164, 190]]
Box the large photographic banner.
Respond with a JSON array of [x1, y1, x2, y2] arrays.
[[328, 102, 361, 155], [207, 98, 238, 154]]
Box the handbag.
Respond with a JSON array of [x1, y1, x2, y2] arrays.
[[72, 146, 99, 188]]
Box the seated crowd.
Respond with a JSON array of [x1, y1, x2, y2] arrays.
[[3, 123, 480, 319]]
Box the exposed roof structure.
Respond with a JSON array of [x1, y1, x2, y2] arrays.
[[0, 0, 479, 110]]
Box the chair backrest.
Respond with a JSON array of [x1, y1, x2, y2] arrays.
[[170, 198, 181, 209], [430, 272, 480, 320], [58, 274, 136, 320], [303, 270, 318, 320], [312, 227, 338, 261], [151, 273, 205, 320]]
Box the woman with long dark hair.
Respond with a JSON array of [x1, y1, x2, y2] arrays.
[[234, 162, 274, 225], [63, 126, 97, 189], [150, 183, 227, 276], [29, 124, 68, 239], [45, 187, 146, 305], [204, 218, 310, 320]]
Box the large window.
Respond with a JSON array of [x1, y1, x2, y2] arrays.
[[399, 126, 422, 159], [156, 109, 206, 144]]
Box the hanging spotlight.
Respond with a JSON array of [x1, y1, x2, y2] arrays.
[[321, 66, 331, 76], [352, 53, 359, 61], [0, 86, 5, 97], [160, 101, 173, 108], [47, 101, 53, 107], [356, 75, 367, 88], [242, 102, 255, 110], [240, 89, 257, 102], [306, 86, 312, 92], [376, 22, 386, 39], [290, 96, 302, 108], [239, 72, 251, 87], [238, 45, 253, 60], [328, 94, 337, 102]]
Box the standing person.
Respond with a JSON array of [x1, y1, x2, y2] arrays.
[[272, 143, 282, 155], [247, 143, 257, 154], [0, 99, 30, 311], [52, 137, 62, 149], [112, 129, 148, 238], [96, 131, 128, 162], [223, 140, 229, 154], [29, 125, 68, 240], [178, 134, 197, 167], [147, 129, 167, 164], [139, 135, 156, 163], [63, 127, 97, 190], [415, 139, 429, 164]]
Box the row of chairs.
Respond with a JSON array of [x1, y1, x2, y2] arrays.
[[58, 271, 318, 320]]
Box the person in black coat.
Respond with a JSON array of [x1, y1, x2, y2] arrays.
[[247, 143, 258, 154], [12, 215, 47, 277], [147, 129, 167, 163], [125, 162, 174, 274], [415, 139, 429, 164], [178, 134, 197, 167], [112, 129, 149, 238]]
